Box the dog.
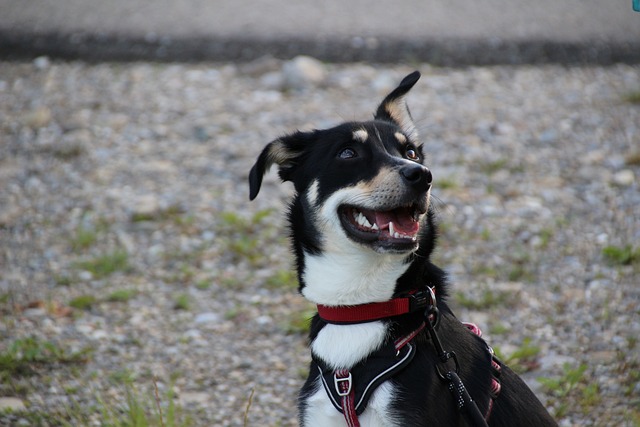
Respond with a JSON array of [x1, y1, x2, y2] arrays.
[[249, 71, 557, 426]]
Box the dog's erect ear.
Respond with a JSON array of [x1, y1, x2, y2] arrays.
[[374, 71, 421, 140], [248, 131, 311, 200]]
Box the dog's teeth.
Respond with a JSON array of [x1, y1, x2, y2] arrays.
[[389, 222, 395, 236], [372, 223, 379, 231], [354, 210, 374, 229]]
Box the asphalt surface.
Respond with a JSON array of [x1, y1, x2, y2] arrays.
[[1, 0, 639, 65]]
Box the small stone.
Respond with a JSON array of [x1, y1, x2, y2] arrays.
[[132, 194, 160, 219], [538, 129, 558, 144], [194, 312, 221, 324], [612, 169, 634, 186], [537, 353, 576, 371], [33, 56, 51, 70], [78, 271, 93, 281], [240, 55, 280, 77], [0, 397, 26, 411], [282, 56, 326, 90], [255, 315, 273, 325], [24, 106, 52, 129]]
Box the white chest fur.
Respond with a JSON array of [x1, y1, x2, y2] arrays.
[[311, 322, 388, 370], [301, 250, 409, 307]]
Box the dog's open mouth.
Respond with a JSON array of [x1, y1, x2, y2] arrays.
[[339, 204, 425, 251]]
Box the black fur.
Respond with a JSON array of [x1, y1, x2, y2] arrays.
[[249, 71, 557, 426]]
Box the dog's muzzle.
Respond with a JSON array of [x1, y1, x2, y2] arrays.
[[335, 161, 432, 253]]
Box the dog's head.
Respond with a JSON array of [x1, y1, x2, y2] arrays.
[[250, 71, 436, 303]]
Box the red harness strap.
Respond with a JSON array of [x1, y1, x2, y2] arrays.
[[334, 369, 359, 427], [463, 322, 502, 421], [318, 298, 411, 323], [317, 289, 434, 324]]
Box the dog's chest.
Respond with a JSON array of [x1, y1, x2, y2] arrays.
[[311, 322, 388, 369], [303, 378, 398, 427], [303, 322, 401, 426]]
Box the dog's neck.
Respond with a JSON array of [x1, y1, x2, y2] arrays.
[[300, 248, 410, 306]]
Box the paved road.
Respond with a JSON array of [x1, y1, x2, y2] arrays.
[[1, 0, 639, 64]]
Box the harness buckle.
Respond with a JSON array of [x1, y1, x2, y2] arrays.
[[435, 351, 460, 380], [334, 372, 353, 397], [408, 286, 437, 313], [408, 290, 428, 312]]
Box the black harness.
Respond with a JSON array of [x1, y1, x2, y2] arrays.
[[314, 340, 416, 415], [313, 286, 501, 427]]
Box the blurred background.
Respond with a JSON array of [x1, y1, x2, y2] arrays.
[[1, 0, 639, 64], [1, 1, 639, 426]]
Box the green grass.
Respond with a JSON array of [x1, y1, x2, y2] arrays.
[[538, 363, 601, 418], [0, 335, 194, 426], [74, 250, 131, 279], [479, 158, 508, 175], [282, 308, 316, 334], [264, 269, 298, 290], [97, 379, 194, 427], [626, 151, 640, 166], [494, 337, 541, 374], [436, 176, 458, 190], [602, 245, 640, 266], [0, 337, 92, 378], [69, 295, 97, 310], [173, 294, 190, 311], [107, 289, 138, 303], [623, 90, 640, 104], [455, 288, 519, 310], [216, 209, 281, 267], [70, 226, 98, 252], [131, 204, 186, 223], [3, 380, 196, 427]]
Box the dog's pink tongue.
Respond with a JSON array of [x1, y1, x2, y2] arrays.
[[374, 209, 419, 235]]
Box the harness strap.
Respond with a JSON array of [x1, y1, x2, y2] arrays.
[[316, 287, 502, 426], [446, 371, 489, 427], [335, 369, 359, 427], [321, 324, 424, 426], [423, 296, 505, 427], [463, 322, 503, 421], [317, 288, 434, 324]]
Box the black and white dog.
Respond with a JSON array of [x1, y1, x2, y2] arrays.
[[249, 72, 556, 426]]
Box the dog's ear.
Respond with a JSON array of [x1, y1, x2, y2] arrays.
[[248, 131, 312, 200], [374, 71, 421, 140]]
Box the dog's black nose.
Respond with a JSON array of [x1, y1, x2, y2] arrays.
[[400, 163, 432, 191]]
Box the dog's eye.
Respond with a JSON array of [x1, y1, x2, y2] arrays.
[[405, 148, 419, 160], [339, 148, 357, 159]]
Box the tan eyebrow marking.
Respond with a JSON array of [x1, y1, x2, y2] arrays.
[[352, 129, 369, 143], [394, 132, 407, 144]]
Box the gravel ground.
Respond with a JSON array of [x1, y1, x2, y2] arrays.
[[0, 58, 639, 426]]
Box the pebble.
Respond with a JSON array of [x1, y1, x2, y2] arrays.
[[281, 55, 327, 90], [612, 169, 635, 186], [0, 61, 638, 427], [194, 312, 221, 324], [0, 397, 26, 411], [23, 106, 52, 129], [132, 194, 161, 218]]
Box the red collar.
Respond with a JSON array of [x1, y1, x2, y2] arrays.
[[317, 288, 435, 324]]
